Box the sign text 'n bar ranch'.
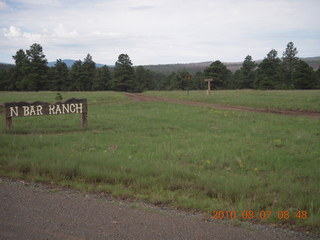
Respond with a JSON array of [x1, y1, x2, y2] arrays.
[[4, 98, 88, 129]]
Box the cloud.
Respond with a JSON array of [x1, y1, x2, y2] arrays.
[[129, 5, 154, 11], [3, 26, 22, 38], [8, 0, 60, 7], [0, 1, 8, 10], [52, 24, 78, 38], [2, 25, 42, 41], [0, 0, 320, 65], [22, 32, 42, 41]]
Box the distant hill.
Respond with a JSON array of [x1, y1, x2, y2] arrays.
[[141, 61, 251, 75], [0, 63, 14, 70], [142, 57, 320, 75], [302, 57, 320, 70], [2, 56, 319, 74], [47, 59, 113, 68]]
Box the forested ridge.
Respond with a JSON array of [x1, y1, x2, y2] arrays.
[[1, 42, 319, 92]]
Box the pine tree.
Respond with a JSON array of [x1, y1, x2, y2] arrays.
[[26, 43, 49, 90], [69, 60, 83, 91], [237, 55, 256, 89], [50, 59, 69, 91], [112, 54, 135, 92], [282, 42, 299, 88], [293, 60, 317, 89], [12, 49, 30, 90], [171, 70, 192, 90], [256, 49, 282, 89], [82, 54, 96, 90], [192, 71, 205, 90], [204, 61, 231, 89], [93, 65, 111, 90], [316, 68, 320, 89], [135, 66, 154, 92]]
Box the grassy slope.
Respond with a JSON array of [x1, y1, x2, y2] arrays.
[[145, 90, 320, 112], [0, 91, 319, 232]]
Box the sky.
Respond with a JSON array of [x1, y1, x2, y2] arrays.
[[0, 0, 320, 65]]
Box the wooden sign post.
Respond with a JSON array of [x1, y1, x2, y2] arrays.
[[187, 74, 192, 95], [204, 78, 213, 95], [4, 98, 88, 130]]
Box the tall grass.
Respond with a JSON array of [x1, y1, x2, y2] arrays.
[[0, 91, 319, 232]]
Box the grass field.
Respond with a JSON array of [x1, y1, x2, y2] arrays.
[[0, 91, 319, 233], [146, 90, 320, 112]]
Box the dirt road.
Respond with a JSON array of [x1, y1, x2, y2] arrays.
[[125, 93, 320, 119], [1, 179, 317, 240]]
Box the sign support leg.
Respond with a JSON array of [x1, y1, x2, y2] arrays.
[[5, 117, 12, 130], [81, 112, 87, 128]]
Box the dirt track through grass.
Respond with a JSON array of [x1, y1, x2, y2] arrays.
[[125, 93, 320, 119]]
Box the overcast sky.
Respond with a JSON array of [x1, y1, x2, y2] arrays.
[[1, 0, 319, 65]]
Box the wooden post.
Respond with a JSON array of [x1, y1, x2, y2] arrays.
[[5, 116, 12, 130], [204, 79, 213, 95], [4, 105, 12, 130], [81, 112, 88, 128]]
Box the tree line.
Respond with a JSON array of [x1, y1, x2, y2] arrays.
[[0, 42, 319, 91]]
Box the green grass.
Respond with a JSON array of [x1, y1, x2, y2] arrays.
[[145, 90, 320, 112], [0, 91, 319, 233]]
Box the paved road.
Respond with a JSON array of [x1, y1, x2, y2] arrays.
[[0, 180, 317, 240]]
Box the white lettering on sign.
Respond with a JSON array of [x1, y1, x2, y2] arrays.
[[36, 105, 43, 115], [62, 104, 70, 114], [48, 103, 83, 115], [69, 103, 76, 113], [77, 103, 83, 113], [23, 106, 30, 116], [22, 105, 43, 116], [10, 107, 18, 117], [29, 106, 36, 116], [55, 105, 62, 115], [49, 104, 55, 115], [69, 103, 83, 114]]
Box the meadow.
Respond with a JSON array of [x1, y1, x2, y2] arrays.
[[0, 90, 319, 233], [146, 89, 320, 112]]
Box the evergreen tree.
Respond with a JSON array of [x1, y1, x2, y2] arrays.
[[12, 49, 31, 90], [293, 60, 317, 89], [237, 55, 256, 89], [204, 61, 232, 89], [256, 49, 282, 89], [26, 43, 49, 90], [112, 54, 135, 92], [0, 69, 12, 90], [135, 66, 154, 92], [151, 72, 167, 90], [82, 54, 96, 90], [69, 60, 83, 91], [316, 68, 320, 89], [171, 70, 192, 90], [192, 71, 205, 90], [93, 65, 112, 90], [233, 70, 241, 89], [282, 42, 299, 88], [50, 59, 69, 91], [158, 72, 175, 90]]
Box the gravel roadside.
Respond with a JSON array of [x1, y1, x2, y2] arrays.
[[0, 178, 318, 240]]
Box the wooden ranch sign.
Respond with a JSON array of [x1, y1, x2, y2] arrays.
[[4, 98, 88, 129]]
